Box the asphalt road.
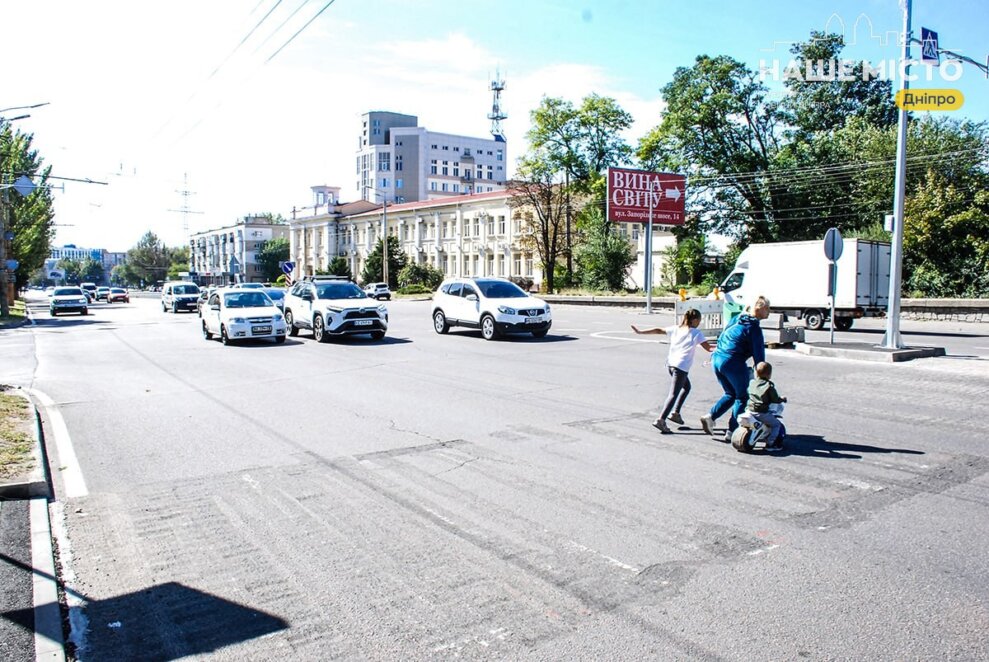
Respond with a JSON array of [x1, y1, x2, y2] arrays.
[[7, 292, 989, 660]]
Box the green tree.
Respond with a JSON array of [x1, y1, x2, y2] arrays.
[[321, 256, 353, 280], [397, 262, 444, 289], [166, 246, 190, 281], [81, 257, 105, 284], [124, 232, 171, 286], [508, 153, 568, 293], [573, 206, 634, 291], [1, 120, 56, 292], [255, 237, 289, 282], [360, 236, 407, 287], [56, 258, 82, 284]]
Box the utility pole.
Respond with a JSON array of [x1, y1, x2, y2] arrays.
[[166, 172, 204, 237], [882, 0, 912, 349], [0, 181, 9, 317], [365, 186, 389, 285]]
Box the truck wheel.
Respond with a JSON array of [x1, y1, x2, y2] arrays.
[[803, 309, 825, 331], [833, 317, 853, 331]]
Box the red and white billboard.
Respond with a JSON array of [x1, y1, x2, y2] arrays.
[[606, 168, 685, 225]]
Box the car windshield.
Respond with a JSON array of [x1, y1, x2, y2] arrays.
[[54, 288, 83, 296], [223, 292, 272, 308], [238, 283, 264, 289], [110, 288, 125, 293], [264, 289, 285, 300], [315, 283, 366, 300], [173, 284, 199, 294], [475, 280, 527, 298]]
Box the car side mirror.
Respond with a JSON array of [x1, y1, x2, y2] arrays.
[[302, 293, 313, 301], [210, 304, 220, 311], [466, 293, 478, 302]]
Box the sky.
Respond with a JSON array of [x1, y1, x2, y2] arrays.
[[3, 0, 988, 252]]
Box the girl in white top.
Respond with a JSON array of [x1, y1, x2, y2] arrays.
[[632, 308, 713, 433]]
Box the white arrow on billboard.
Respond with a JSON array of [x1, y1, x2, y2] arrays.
[[664, 187, 681, 201]]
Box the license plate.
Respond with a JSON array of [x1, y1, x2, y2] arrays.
[[525, 317, 540, 324], [252, 325, 272, 334], [353, 319, 373, 326]]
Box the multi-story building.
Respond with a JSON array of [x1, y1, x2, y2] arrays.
[[287, 187, 676, 292], [189, 216, 290, 285], [356, 111, 507, 205], [47, 244, 119, 283]]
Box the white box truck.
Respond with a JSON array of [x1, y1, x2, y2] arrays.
[[719, 239, 891, 331]]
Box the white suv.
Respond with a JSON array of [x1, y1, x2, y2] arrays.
[[283, 277, 388, 342], [431, 277, 552, 340], [161, 281, 201, 313], [363, 282, 391, 301]]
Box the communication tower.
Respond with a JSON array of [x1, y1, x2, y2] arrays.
[[488, 72, 507, 142]]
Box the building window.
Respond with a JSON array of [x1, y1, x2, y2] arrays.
[[525, 255, 533, 276], [442, 165, 448, 176], [381, 178, 389, 188], [453, 164, 459, 176], [453, 146, 460, 152], [396, 140, 403, 146], [487, 254, 494, 276], [514, 254, 522, 276], [487, 216, 494, 235], [497, 215, 506, 234], [356, 157, 360, 174], [378, 153, 390, 171], [453, 184, 460, 193], [431, 144, 438, 149], [487, 172, 494, 180], [497, 149, 503, 161], [430, 160, 437, 175], [396, 178, 403, 189], [442, 183, 448, 192], [430, 182, 437, 191], [473, 219, 479, 236], [477, 168, 483, 179], [395, 155, 403, 171]]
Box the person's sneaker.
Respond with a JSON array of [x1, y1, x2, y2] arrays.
[[720, 430, 733, 443], [668, 412, 684, 425], [700, 414, 715, 435], [652, 419, 672, 434], [766, 437, 783, 452]]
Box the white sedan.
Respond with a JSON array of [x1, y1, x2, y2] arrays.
[[201, 289, 287, 345]]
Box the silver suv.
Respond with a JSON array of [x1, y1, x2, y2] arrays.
[[431, 277, 551, 340], [283, 277, 388, 342], [161, 281, 201, 313]]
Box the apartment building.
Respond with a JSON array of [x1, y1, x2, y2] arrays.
[[356, 111, 507, 205], [189, 216, 289, 285]]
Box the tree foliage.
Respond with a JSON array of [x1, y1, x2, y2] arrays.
[[56, 258, 82, 284], [81, 257, 105, 283], [1, 121, 56, 290], [120, 232, 172, 286], [397, 262, 444, 290], [321, 256, 352, 280], [573, 206, 634, 291], [360, 236, 407, 287], [255, 237, 289, 282], [508, 154, 568, 292]]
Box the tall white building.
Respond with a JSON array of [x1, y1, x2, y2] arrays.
[[356, 111, 507, 205]]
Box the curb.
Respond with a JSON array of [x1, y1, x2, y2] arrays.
[[795, 342, 947, 363], [0, 389, 50, 499]]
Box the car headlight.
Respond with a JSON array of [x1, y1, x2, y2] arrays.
[[231, 317, 246, 324], [77, 298, 87, 304], [377, 304, 387, 313], [273, 313, 283, 322], [544, 303, 551, 311], [498, 305, 517, 315]]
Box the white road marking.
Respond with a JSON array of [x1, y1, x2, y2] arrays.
[[28, 388, 89, 498], [568, 541, 639, 572]]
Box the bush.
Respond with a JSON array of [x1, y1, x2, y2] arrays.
[[398, 262, 444, 290], [397, 283, 434, 295]]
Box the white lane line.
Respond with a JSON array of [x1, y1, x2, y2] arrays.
[[28, 388, 89, 498]]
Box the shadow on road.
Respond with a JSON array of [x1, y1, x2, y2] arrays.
[[0, 550, 288, 660], [31, 317, 112, 329], [443, 330, 577, 343], [836, 327, 989, 339], [779, 434, 925, 460]]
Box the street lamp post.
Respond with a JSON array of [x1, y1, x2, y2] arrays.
[[364, 186, 390, 285]]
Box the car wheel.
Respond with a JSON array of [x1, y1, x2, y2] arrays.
[[50, 310, 56, 317], [433, 310, 449, 334], [220, 324, 231, 345], [370, 330, 385, 341], [274, 335, 286, 344], [313, 315, 328, 343], [833, 317, 853, 331], [532, 327, 550, 338], [81, 308, 88, 316], [481, 314, 498, 341], [172, 302, 179, 314], [285, 310, 299, 336], [803, 309, 825, 331], [202, 321, 213, 340], [162, 302, 167, 312]]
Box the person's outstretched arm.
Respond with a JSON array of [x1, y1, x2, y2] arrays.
[[631, 325, 667, 335]]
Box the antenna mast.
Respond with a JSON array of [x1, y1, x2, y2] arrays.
[[167, 172, 204, 235], [488, 71, 507, 142]]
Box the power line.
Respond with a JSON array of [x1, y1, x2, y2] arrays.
[[265, 0, 338, 63]]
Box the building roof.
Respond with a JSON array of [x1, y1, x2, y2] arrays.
[[347, 190, 513, 219]]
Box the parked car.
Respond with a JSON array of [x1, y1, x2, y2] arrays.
[[262, 287, 286, 313], [283, 276, 387, 342], [431, 277, 552, 340], [106, 287, 130, 303], [196, 288, 213, 316], [161, 281, 201, 313], [95, 286, 111, 301], [49, 286, 89, 316], [232, 282, 265, 289], [363, 282, 392, 301], [201, 288, 287, 345]]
